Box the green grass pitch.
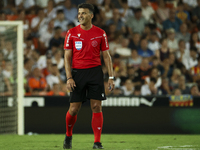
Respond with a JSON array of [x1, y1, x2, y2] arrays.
[[0, 134, 200, 150]]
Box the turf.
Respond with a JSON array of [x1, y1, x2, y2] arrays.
[[0, 134, 200, 150]]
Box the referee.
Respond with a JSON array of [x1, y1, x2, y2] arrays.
[[63, 3, 115, 149]]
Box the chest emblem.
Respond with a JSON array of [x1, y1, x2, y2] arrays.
[[75, 41, 82, 50], [91, 40, 98, 47]]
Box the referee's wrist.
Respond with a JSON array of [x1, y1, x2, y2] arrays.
[[67, 77, 73, 81]]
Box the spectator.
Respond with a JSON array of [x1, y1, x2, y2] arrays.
[[176, 1, 190, 23], [39, 19, 54, 49], [107, 23, 118, 41], [60, 83, 70, 96], [183, 47, 198, 70], [148, 31, 160, 53], [121, 79, 134, 96], [126, 8, 147, 35], [0, 10, 6, 21], [47, 42, 59, 55], [169, 68, 181, 90], [151, 56, 164, 75], [162, 57, 173, 78], [190, 56, 200, 82], [140, 0, 156, 22], [127, 0, 141, 8], [173, 88, 182, 96], [112, 53, 121, 72], [63, 0, 78, 23], [128, 32, 141, 50], [127, 66, 135, 81], [145, 67, 162, 88], [106, 8, 126, 33], [175, 23, 190, 42], [44, 0, 57, 22], [16, 9, 30, 28], [158, 77, 171, 95], [137, 38, 154, 59], [46, 63, 60, 90], [0, 66, 12, 96], [111, 87, 123, 96], [191, 0, 200, 23], [166, 28, 179, 52], [54, 9, 69, 31], [176, 39, 189, 65], [2, 41, 14, 61], [186, 32, 200, 52], [108, 33, 123, 56], [16, 0, 36, 10], [141, 77, 157, 95], [61, 22, 75, 37], [115, 38, 131, 57], [127, 49, 142, 69], [183, 0, 198, 10], [49, 26, 64, 49], [118, 0, 134, 22], [86, 0, 101, 26], [190, 84, 200, 96], [31, 49, 46, 70], [28, 65, 47, 93], [47, 83, 65, 96], [133, 85, 141, 96], [24, 58, 34, 78], [52, 49, 64, 70], [24, 37, 35, 59], [162, 8, 182, 32], [42, 56, 52, 78], [133, 57, 151, 85], [100, 0, 114, 25], [156, 38, 171, 62], [156, 0, 169, 23], [178, 75, 190, 94], [31, 8, 48, 35], [35, 0, 49, 8]]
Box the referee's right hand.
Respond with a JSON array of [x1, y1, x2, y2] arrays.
[[66, 78, 76, 92]]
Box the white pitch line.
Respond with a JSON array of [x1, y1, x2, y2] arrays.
[[157, 145, 199, 149]]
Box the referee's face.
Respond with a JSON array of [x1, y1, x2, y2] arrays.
[[78, 8, 93, 25]]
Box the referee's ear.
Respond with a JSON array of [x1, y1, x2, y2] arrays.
[[90, 13, 94, 19]]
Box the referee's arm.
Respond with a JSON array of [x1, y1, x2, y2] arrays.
[[102, 50, 115, 91], [64, 50, 76, 92]]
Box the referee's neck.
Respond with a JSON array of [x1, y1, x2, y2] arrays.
[[80, 23, 92, 30]]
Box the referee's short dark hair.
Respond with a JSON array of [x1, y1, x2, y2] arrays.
[[78, 3, 94, 13]]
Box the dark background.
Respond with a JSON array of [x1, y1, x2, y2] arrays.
[[24, 96, 200, 134]]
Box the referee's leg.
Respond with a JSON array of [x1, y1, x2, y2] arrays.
[[63, 102, 82, 149], [90, 99, 103, 144], [66, 102, 82, 136]]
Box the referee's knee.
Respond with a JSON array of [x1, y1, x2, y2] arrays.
[[91, 103, 102, 113], [69, 106, 80, 116]]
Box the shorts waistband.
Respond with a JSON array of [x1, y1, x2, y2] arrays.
[[72, 65, 101, 71]]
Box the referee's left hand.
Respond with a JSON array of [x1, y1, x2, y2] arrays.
[[108, 79, 115, 91], [66, 78, 76, 92]]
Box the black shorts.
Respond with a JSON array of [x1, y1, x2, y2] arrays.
[[69, 65, 106, 103]]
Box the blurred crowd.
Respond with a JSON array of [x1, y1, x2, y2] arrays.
[[1, 0, 200, 97]]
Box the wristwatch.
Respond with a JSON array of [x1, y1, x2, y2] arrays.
[[109, 76, 114, 80]]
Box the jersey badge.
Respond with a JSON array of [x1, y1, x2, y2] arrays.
[[77, 33, 81, 37], [75, 41, 82, 50], [91, 40, 98, 47]]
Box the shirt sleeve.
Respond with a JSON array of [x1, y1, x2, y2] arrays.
[[101, 31, 109, 51], [64, 30, 73, 50]]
